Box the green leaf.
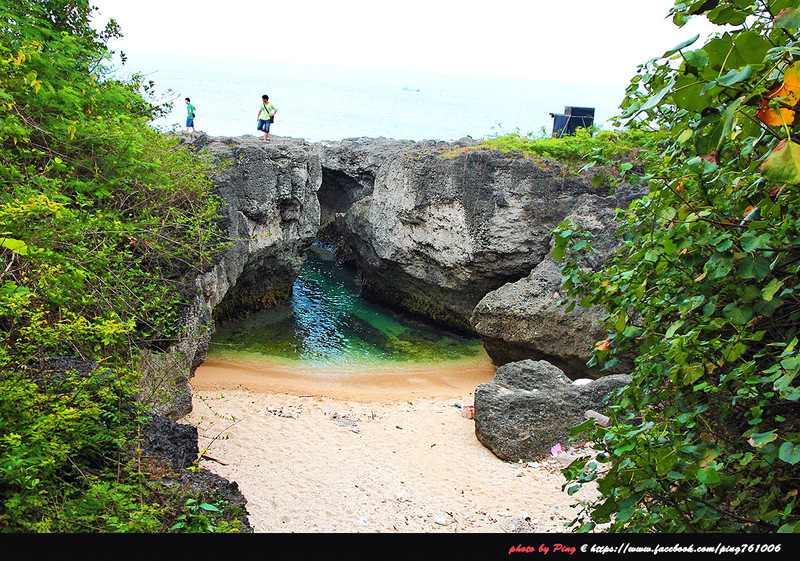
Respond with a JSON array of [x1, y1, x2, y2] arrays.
[[717, 67, 754, 87], [730, 30, 771, 66], [683, 364, 704, 384], [655, 448, 678, 476], [708, 5, 749, 26], [718, 97, 744, 150], [699, 97, 744, 153], [644, 248, 662, 262], [570, 418, 595, 436], [761, 279, 783, 302], [750, 431, 778, 448], [778, 520, 800, 533], [706, 253, 734, 279], [614, 312, 627, 332], [665, 320, 685, 339], [697, 466, 721, 485], [664, 34, 700, 57], [0, 237, 30, 255], [673, 75, 717, 113], [723, 303, 754, 325], [740, 232, 770, 252], [761, 140, 800, 185], [636, 78, 677, 116], [684, 49, 709, 68], [738, 257, 771, 280], [775, 7, 800, 29], [199, 502, 220, 512], [778, 442, 800, 465]]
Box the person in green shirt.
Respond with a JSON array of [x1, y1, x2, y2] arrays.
[[257, 94, 277, 140], [185, 97, 196, 136]]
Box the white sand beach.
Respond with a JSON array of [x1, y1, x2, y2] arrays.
[[187, 358, 598, 533]]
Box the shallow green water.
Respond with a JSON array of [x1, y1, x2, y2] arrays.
[[208, 244, 487, 371]]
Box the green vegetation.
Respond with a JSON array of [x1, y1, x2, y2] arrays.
[[0, 1, 241, 531], [556, 0, 800, 532], [440, 127, 655, 188], [479, 127, 654, 172]]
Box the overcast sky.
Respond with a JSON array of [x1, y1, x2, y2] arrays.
[[91, 0, 718, 86]]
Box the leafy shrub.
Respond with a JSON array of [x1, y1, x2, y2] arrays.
[[480, 127, 653, 170], [556, 0, 800, 532], [1, 0, 231, 532]]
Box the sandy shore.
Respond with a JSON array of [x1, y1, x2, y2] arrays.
[[187, 358, 597, 533]]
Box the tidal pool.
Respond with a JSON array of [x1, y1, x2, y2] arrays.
[[208, 243, 490, 374]]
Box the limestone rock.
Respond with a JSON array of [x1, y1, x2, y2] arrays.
[[138, 136, 321, 419], [474, 359, 629, 461], [140, 135, 642, 418], [470, 257, 606, 377], [201, 136, 321, 322], [321, 139, 624, 331], [470, 188, 644, 377], [141, 415, 199, 471]]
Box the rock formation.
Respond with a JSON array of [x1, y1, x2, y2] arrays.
[[138, 134, 321, 419], [474, 360, 630, 461], [140, 135, 644, 417], [141, 415, 253, 532], [201, 135, 322, 322], [319, 139, 634, 334], [126, 134, 645, 522], [470, 188, 644, 377]]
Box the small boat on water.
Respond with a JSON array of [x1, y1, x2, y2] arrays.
[[401, 87, 420, 92]]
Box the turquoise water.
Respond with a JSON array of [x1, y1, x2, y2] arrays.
[[116, 52, 625, 142], [208, 245, 487, 371]]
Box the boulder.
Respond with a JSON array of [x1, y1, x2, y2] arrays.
[[470, 257, 607, 377], [474, 359, 630, 461], [141, 414, 253, 532], [141, 415, 199, 471]]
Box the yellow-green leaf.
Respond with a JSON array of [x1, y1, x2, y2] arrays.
[[0, 237, 29, 255], [761, 140, 800, 184]]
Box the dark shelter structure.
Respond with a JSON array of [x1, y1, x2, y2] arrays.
[[550, 106, 595, 137]]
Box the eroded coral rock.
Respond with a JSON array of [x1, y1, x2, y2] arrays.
[[474, 359, 629, 461]]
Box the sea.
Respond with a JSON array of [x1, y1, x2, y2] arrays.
[[115, 51, 628, 143]]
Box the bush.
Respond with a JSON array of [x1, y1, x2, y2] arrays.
[[477, 127, 654, 173], [556, 0, 800, 533], [1, 1, 231, 532]]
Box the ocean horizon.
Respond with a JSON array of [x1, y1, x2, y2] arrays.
[[115, 51, 628, 143]]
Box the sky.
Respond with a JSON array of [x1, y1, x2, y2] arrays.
[[90, 0, 721, 87]]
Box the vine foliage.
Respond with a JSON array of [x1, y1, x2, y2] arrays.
[[556, 0, 800, 532]]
